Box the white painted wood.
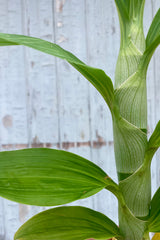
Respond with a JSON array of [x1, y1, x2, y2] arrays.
[[144, 0, 157, 198], [53, 0, 92, 210], [85, 0, 119, 224], [152, 0, 160, 194], [0, 0, 159, 239]]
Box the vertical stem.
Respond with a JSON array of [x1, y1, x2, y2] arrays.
[[113, 1, 151, 239]]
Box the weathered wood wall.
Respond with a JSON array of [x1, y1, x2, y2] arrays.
[[0, 0, 159, 239]]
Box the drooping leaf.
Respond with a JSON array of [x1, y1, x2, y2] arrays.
[[145, 9, 160, 57], [0, 33, 114, 110], [119, 164, 151, 217], [0, 148, 118, 206], [14, 206, 122, 240], [113, 115, 147, 181], [148, 187, 160, 232]]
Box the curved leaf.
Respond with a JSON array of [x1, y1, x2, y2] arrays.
[[148, 120, 160, 151], [148, 187, 160, 232], [0, 33, 114, 110], [14, 206, 121, 240], [146, 8, 160, 57], [0, 148, 118, 206]]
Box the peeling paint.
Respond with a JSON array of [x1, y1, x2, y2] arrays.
[[43, 18, 49, 26], [31, 61, 35, 68], [58, 35, 67, 43], [81, 131, 85, 139], [2, 115, 13, 129], [57, 21, 63, 27], [19, 204, 30, 223], [0, 140, 109, 150], [56, 0, 66, 13]]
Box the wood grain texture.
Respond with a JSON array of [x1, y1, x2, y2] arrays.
[[0, 0, 159, 239]]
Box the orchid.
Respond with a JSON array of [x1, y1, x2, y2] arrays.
[[0, 1, 160, 239]]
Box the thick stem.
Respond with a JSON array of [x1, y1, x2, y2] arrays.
[[113, 1, 151, 239], [118, 203, 148, 240]]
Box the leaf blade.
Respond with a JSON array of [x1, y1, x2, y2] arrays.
[[0, 33, 114, 110], [115, 71, 147, 129], [113, 116, 147, 180], [148, 187, 160, 232], [148, 120, 160, 150], [119, 164, 151, 217], [0, 148, 118, 206], [146, 8, 160, 55], [14, 206, 121, 240]]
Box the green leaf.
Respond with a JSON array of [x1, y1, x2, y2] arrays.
[[0, 148, 118, 206], [145, 9, 160, 57], [148, 187, 160, 232], [114, 0, 145, 22], [14, 206, 121, 240], [119, 204, 146, 240], [119, 164, 151, 217], [148, 120, 160, 151], [115, 42, 143, 88], [114, 0, 129, 21], [0, 33, 114, 110], [114, 0, 146, 88], [114, 71, 147, 129], [113, 115, 147, 181]]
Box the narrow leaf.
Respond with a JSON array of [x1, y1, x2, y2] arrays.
[[146, 9, 160, 56], [148, 187, 160, 232], [148, 121, 160, 151], [0, 148, 118, 206], [14, 206, 121, 240], [0, 33, 114, 110]]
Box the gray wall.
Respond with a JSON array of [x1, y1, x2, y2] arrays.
[[0, 0, 159, 239]]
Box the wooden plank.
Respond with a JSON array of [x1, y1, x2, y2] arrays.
[[22, 0, 59, 146], [53, 0, 92, 209], [85, 0, 119, 223], [0, 0, 158, 238], [17, 0, 60, 228], [144, 0, 158, 197], [0, 0, 28, 239], [151, 0, 160, 191]]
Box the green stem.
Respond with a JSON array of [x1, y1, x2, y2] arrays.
[[118, 203, 148, 240], [113, 1, 152, 239]]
